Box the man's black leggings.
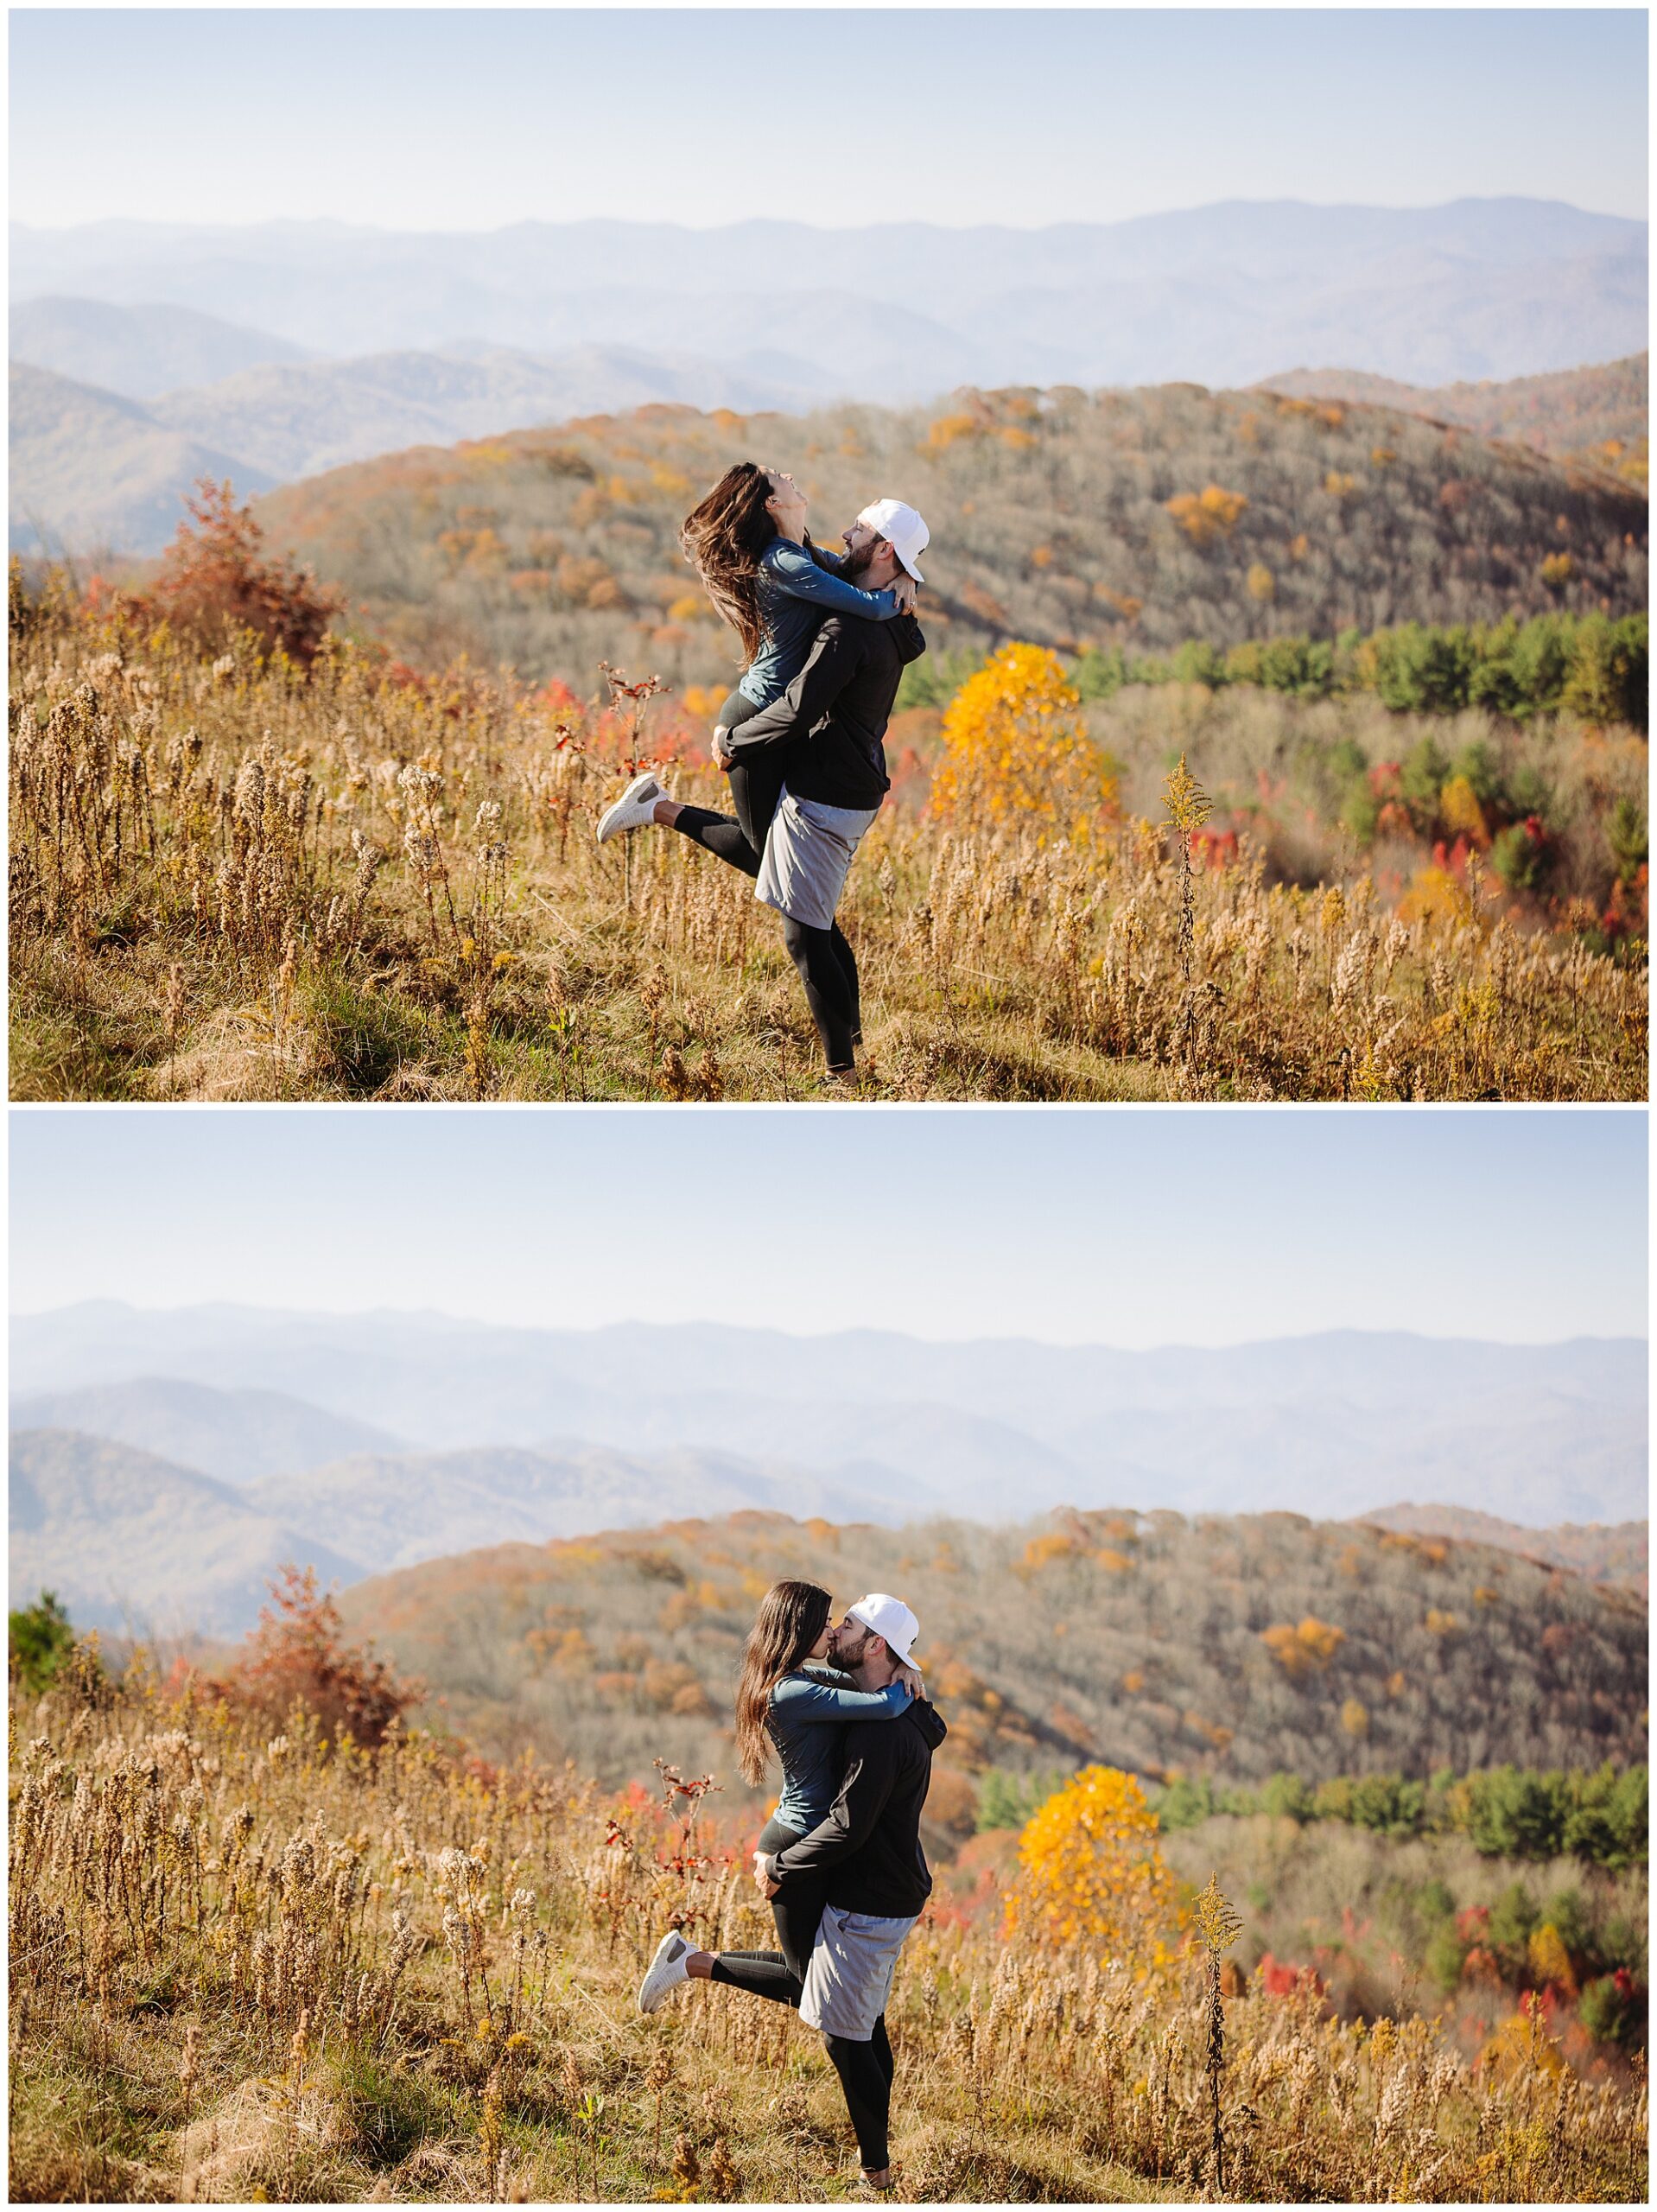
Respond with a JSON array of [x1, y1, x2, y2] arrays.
[[708, 1937, 898, 2173], [783, 918, 860, 1072], [825, 2017, 897, 2173], [707, 1821, 895, 2173]]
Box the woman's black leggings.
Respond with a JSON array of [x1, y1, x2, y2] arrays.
[[669, 690, 780, 878], [666, 692, 863, 1071], [708, 1818, 822, 1997]]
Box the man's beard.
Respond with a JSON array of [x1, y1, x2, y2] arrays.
[[831, 1628, 873, 1670]]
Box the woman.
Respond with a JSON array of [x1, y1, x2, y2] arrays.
[[599, 463, 914, 868], [638, 1579, 920, 1996]]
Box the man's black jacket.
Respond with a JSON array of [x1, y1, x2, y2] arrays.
[[770, 1695, 948, 1918], [725, 609, 927, 810]]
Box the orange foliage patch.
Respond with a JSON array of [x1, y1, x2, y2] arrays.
[[1260, 1617, 1346, 1681], [1165, 485, 1248, 546]]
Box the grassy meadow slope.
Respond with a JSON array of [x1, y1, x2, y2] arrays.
[[10, 573, 1647, 1103], [10, 1660, 1647, 2204], [253, 382, 1648, 685], [334, 1508, 1648, 1795]]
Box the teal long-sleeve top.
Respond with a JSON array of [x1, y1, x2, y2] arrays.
[[737, 538, 901, 709], [766, 1664, 914, 1834]]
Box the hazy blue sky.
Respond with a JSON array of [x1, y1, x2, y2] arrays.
[[10, 10, 1648, 231], [10, 1109, 1646, 1346]]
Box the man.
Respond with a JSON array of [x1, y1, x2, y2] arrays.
[[598, 499, 930, 1080], [638, 1592, 947, 2191]]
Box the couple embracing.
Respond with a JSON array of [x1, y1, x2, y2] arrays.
[[638, 1583, 946, 2192], [597, 466, 931, 1083]]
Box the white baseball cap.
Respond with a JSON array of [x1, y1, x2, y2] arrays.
[[847, 1592, 921, 1665], [856, 498, 929, 584]]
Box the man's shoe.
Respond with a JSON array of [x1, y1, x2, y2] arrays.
[[597, 772, 670, 844], [638, 1929, 693, 2014]]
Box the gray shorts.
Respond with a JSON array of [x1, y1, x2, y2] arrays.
[[755, 785, 879, 932], [798, 1903, 918, 2042]]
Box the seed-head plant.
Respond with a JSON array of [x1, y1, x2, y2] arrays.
[[1192, 1872, 1246, 2189]]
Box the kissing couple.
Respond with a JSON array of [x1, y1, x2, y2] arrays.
[[637, 1582, 947, 2191], [597, 465, 931, 1084]]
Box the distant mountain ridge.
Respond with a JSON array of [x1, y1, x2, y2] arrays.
[[9, 360, 275, 555], [7, 345, 815, 555], [9, 1377, 407, 1484], [10, 295, 313, 397], [10, 198, 1647, 553], [6, 1425, 881, 1633], [10, 200, 1646, 385], [9, 1428, 364, 1637], [10, 1304, 1646, 1531]]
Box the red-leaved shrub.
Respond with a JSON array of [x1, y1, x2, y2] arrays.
[[228, 1564, 421, 1748], [136, 478, 343, 669]]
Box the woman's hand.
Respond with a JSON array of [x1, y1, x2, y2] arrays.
[[895, 1662, 925, 1700], [891, 575, 917, 615]]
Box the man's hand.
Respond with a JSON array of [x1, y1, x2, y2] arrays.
[[891, 575, 917, 615], [711, 728, 735, 771], [752, 1849, 781, 1899]]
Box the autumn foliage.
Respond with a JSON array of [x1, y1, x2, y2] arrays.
[[1260, 1617, 1348, 1680], [1006, 1764, 1178, 1957], [929, 641, 1117, 839], [1165, 484, 1249, 546], [225, 1563, 422, 1748], [128, 478, 343, 668], [10, 1657, 1647, 2203]]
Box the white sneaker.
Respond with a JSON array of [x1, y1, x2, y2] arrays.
[[597, 771, 670, 844], [638, 1928, 693, 2014]]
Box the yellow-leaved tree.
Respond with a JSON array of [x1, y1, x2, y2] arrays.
[[930, 643, 1117, 843], [1006, 1764, 1178, 1960]]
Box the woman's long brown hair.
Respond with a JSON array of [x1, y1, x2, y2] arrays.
[[680, 461, 778, 664], [734, 1580, 833, 1788]]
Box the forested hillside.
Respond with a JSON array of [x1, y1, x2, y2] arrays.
[[1263, 353, 1648, 486], [337, 1506, 1648, 1801], [254, 381, 1648, 685], [1362, 1505, 1647, 1596]]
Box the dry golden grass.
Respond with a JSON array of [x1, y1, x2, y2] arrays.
[[9, 595, 1647, 1101], [8, 1663, 1647, 2203]]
